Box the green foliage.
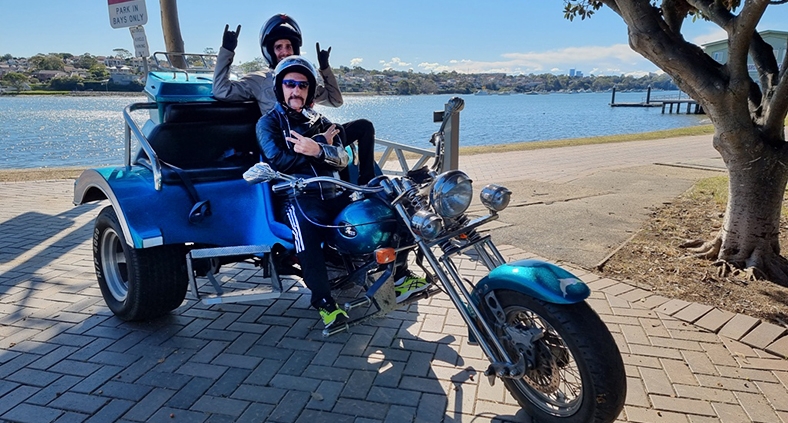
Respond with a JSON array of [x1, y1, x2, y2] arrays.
[[237, 58, 266, 73], [113, 48, 132, 60], [563, 1, 603, 21], [89, 64, 110, 80], [2, 72, 29, 90], [29, 54, 65, 71], [2, 53, 13, 61], [74, 54, 99, 70], [49, 75, 84, 91]]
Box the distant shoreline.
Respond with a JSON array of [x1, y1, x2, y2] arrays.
[[1, 91, 146, 97]]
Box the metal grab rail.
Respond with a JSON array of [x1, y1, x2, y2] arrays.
[[374, 138, 436, 176], [123, 102, 163, 190], [374, 97, 462, 176]]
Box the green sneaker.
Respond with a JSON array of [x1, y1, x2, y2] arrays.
[[394, 272, 430, 303], [317, 300, 349, 329]]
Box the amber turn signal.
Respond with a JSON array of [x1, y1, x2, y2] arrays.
[[375, 248, 396, 264]]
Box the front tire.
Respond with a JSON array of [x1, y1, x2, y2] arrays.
[[482, 291, 626, 423], [93, 206, 188, 321]]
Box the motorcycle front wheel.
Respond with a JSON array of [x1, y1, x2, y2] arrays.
[[482, 290, 626, 423]]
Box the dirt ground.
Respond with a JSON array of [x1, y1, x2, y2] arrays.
[[600, 183, 788, 327]]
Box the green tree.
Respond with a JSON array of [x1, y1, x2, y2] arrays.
[[238, 58, 266, 73], [29, 54, 65, 71], [2, 72, 29, 91], [566, 1, 788, 284], [89, 64, 110, 80], [49, 75, 84, 91], [113, 48, 132, 60], [2, 54, 13, 61], [74, 54, 99, 69]]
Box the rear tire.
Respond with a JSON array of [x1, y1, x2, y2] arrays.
[[482, 290, 626, 423], [93, 206, 188, 321]]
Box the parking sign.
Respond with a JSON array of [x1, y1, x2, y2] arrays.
[[109, 0, 148, 29]]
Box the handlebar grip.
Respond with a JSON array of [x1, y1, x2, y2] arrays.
[[272, 182, 291, 193]]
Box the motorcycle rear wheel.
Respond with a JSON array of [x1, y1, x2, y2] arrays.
[[93, 206, 188, 321], [483, 290, 625, 423]]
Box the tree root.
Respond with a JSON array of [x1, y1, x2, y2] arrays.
[[681, 236, 788, 287], [680, 237, 721, 260]]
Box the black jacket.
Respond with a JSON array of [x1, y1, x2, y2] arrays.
[[256, 103, 349, 197]]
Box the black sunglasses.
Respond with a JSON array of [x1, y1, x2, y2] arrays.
[[282, 79, 309, 90]]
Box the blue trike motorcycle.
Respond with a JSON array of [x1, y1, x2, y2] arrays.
[[73, 53, 625, 422]]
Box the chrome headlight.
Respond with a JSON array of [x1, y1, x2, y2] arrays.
[[480, 184, 512, 212], [430, 170, 473, 218], [411, 210, 443, 239]]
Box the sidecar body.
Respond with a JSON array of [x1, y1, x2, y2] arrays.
[[74, 64, 304, 319]]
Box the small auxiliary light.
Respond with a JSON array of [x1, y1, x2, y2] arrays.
[[480, 184, 512, 212]]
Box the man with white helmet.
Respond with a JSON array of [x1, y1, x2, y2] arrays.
[[256, 55, 351, 328]]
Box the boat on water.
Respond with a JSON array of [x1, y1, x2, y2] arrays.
[[474, 89, 491, 96]]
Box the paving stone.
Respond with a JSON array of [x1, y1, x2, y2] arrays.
[[83, 398, 134, 423], [766, 335, 788, 360], [733, 391, 781, 422], [754, 381, 788, 412], [624, 405, 690, 422], [739, 322, 787, 350], [2, 403, 63, 423], [190, 395, 249, 418], [49, 392, 109, 414], [650, 394, 716, 416], [673, 303, 714, 324], [694, 308, 735, 334], [717, 314, 760, 341], [673, 384, 736, 403], [657, 299, 692, 316]]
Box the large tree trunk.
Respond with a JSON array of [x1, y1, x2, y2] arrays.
[[589, 0, 788, 286], [690, 128, 788, 285]]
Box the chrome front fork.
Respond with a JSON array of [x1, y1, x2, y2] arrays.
[[421, 237, 515, 367]]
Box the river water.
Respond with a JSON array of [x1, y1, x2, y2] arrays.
[[0, 91, 707, 170]]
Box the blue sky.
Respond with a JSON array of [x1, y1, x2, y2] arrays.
[[1, 0, 786, 76]]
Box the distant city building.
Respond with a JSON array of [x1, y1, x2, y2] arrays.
[[702, 30, 787, 81], [569, 68, 575, 77], [569, 69, 583, 77]]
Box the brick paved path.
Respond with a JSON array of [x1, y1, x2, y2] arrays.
[[1, 138, 787, 422]]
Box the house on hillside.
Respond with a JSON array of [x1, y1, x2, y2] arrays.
[[34, 70, 68, 82], [702, 30, 787, 81]]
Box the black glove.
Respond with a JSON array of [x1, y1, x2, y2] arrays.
[[222, 24, 241, 52], [316, 42, 332, 70]]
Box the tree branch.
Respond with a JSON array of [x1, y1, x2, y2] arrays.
[[607, 0, 726, 104], [763, 40, 788, 140], [661, 0, 691, 33]]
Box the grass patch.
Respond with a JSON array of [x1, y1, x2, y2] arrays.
[[689, 176, 728, 205]]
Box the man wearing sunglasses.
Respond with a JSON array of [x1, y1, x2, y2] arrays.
[[213, 14, 378, 186], [256, 56, 352, 329]]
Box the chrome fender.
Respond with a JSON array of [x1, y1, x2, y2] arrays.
[[471, 259, 590, 305], [73, 167, 293, 250]]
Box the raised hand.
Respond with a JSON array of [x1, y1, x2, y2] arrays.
[[321, 124, 340, 145], [287, 131, 321, 157], [316, 42, 332, 70], [222, 24, 242, 52]]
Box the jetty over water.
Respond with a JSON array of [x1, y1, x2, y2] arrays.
[[609, 86, 704, 114]]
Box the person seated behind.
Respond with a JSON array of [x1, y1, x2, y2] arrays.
[[213, 14, 377, 185], [256, 56, 351, 328]]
